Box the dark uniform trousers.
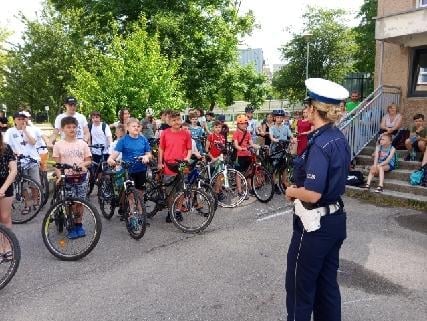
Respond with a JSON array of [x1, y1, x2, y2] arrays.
[[285, 211, 346, 321]]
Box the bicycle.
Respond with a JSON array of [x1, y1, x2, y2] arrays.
[[0, 224, 21, 290], [243, 147, 274, 203], [87, 144, 106, 195], [41, 163, 102, 261], [11, 155, 44, 224], [144, 160, 215, 233], [97, 158, 147, 239], [200, 154, 248, 208]]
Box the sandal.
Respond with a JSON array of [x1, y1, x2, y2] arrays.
[[1, 251, 13, 263], [22, 207, 30, 215], [374, 186, 383, 193], [362, 184, 370, 189]]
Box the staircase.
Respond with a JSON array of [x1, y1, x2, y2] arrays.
[[338, 85, 427, 211]]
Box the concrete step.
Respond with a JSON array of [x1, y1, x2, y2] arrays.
[[359, 145, 423, 160], [355, 155, 421, 171], [345, 185, 427, 211], [355, 166, 414, 182], [378, 179, 427, 196]]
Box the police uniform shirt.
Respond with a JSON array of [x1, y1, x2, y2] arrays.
[[303, 125, 350, 204]]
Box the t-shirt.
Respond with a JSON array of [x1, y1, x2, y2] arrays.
[[189, 125, 205, 153], [54, 112, 88, 140], [232, 130, 251, 157], [159, 128, 192, 175], [270, 124, 292, 142], [31, 125, 48, 155], [115, 134, 151, 173], [411, 126, 426, 138], [109, 140, 122, 161], [141, 119, 155, 139], [0, 144, 16, 178], [4, 126, 40, 164], [89, 122, 112, 155], [208, 133, 226, 158], [345, 101, 359, 113], [52, 139, 91, 175], [247, 119, 258, 138]]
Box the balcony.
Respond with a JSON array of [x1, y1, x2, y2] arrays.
[[376, 7, 427, 46]]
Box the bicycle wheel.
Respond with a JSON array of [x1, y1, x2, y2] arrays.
[[0, 225, 21, 290], [198, 182, 218, 211], [170, 188, 214, 233], [97, 176, 116, 219], [12, 176, 43, 224], [124, 189, 147, 240], [144, 181, 162, 218], [212, 169, 247, 208], [41, 198, 102, 261], [277, 166, 294, 194], [251, 166, 274, 203], [39, 171, 50, 207]]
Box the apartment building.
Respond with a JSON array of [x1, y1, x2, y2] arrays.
[[375, 0, 427, 125]]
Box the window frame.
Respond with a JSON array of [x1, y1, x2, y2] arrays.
[[419, 0, 427, 8], [408, 46, 427, 97]]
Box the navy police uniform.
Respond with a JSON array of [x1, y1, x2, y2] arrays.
[[285, 78, 351, 321]]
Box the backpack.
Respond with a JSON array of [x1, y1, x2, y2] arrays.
[[346, 170, 365, 187], [88, 122, 107, 138], [409, 165, 426, 186]]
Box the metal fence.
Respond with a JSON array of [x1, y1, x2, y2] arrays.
[[338, 85, 401, 160], [342, 72, 374, 100]]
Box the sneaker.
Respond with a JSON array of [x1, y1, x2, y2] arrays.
[[165, 214, 172, 223], [249, 189, 255, 197], [75, 225, 86, 238], [67, 227, 79, 239], [1, 251, 13, 263], [175, 212, 183, 222], [217, 192, 226, 202]]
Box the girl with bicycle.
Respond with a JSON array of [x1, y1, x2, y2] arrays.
[[52, 116, 92, 239]]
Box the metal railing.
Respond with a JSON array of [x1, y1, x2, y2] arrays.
[[338, 85, 401, 160]]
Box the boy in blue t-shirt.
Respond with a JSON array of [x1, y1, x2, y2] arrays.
[[107, 118, 152, 193], [188, 110, 205, 154]]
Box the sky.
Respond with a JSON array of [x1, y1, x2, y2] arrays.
[[1, 0, 364, 67]]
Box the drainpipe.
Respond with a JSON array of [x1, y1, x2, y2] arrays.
[[379, 40, 384, 87]]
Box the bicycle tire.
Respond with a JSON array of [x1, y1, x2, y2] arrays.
[[144, 180, 162, 218], [252, 166, 274, 203], [39, 171, 50, 207], [199, 182, 218, 211], [276, 166, 294, 194], [211, 169, 247, 208], [124, 189, 147, 240], [41, 197, 102, 261], [0, 225, 21, 290], [12, 176, 43, 224], [170, 188, 214, 233], [97, 176, 116, 219]]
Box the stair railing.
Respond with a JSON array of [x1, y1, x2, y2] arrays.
[[338, 85, 401, 160]]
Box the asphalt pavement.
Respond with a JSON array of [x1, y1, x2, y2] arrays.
[[0, 194, 426, 321]]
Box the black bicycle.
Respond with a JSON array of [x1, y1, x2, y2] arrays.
[[265, 141, 295, 194], [87, 144, 106, 195], [11, 155, 44, 224], [97, 159, 147, 240], [41, 163, 102, 261], [0, 224, 21, 290], [144, 160, 215, 233]]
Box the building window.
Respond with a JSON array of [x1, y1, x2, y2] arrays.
[[420, 0, 427, 7], [409, 48, 427, 97]]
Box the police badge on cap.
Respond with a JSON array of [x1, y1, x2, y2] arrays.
[[305, 78, 349, 105]]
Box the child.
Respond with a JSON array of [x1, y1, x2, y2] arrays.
[[158, 111, 192, 223], [363, 133, 396, 193], [108, 124, 126, 162], [206, 121, 227, 200], [404, 114, 426, 161], [52, 116, 92, 239], [188, 111, 205, 154], [205, 112, 215, 134], [269, 109, 293, 156], [181, 122, 203, 160], [233, 114, 258, 197]]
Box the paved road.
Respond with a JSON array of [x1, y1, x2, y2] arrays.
[[1, 194, 426, 321]]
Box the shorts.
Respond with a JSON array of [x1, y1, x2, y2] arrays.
[[235, 156, 252, 173], [0, 176, 14, 197], [129, 171, 147, 190], [23, 165, 41, 185], [65, 174, 89, 199], [411, 140, 422, 152]]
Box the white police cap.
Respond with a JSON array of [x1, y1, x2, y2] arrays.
[[305, 78, 349, 105]]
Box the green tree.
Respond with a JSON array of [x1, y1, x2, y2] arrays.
[[353, 0, 377, 73], [273, 7, 357, 103], [49, 0, 256, 109], [70, 20, 185, 122]]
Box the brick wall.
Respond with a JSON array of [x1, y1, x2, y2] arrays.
[[378, 0, 417, 17]]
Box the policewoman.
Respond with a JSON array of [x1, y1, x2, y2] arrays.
[[284, 78, 350, 321]]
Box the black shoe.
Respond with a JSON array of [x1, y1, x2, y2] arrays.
[[165, 214, 172, 223], [217, 192, 226, 202], [249, 189, 255, 197], [175, 212, 183, 222]]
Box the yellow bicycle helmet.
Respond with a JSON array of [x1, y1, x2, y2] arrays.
[[236, 114, 248, 124]]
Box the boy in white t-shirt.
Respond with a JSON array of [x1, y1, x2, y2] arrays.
[[88, 111, 113, 165]]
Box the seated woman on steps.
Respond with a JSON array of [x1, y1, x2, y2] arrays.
[[363, 133, 397, 193]]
